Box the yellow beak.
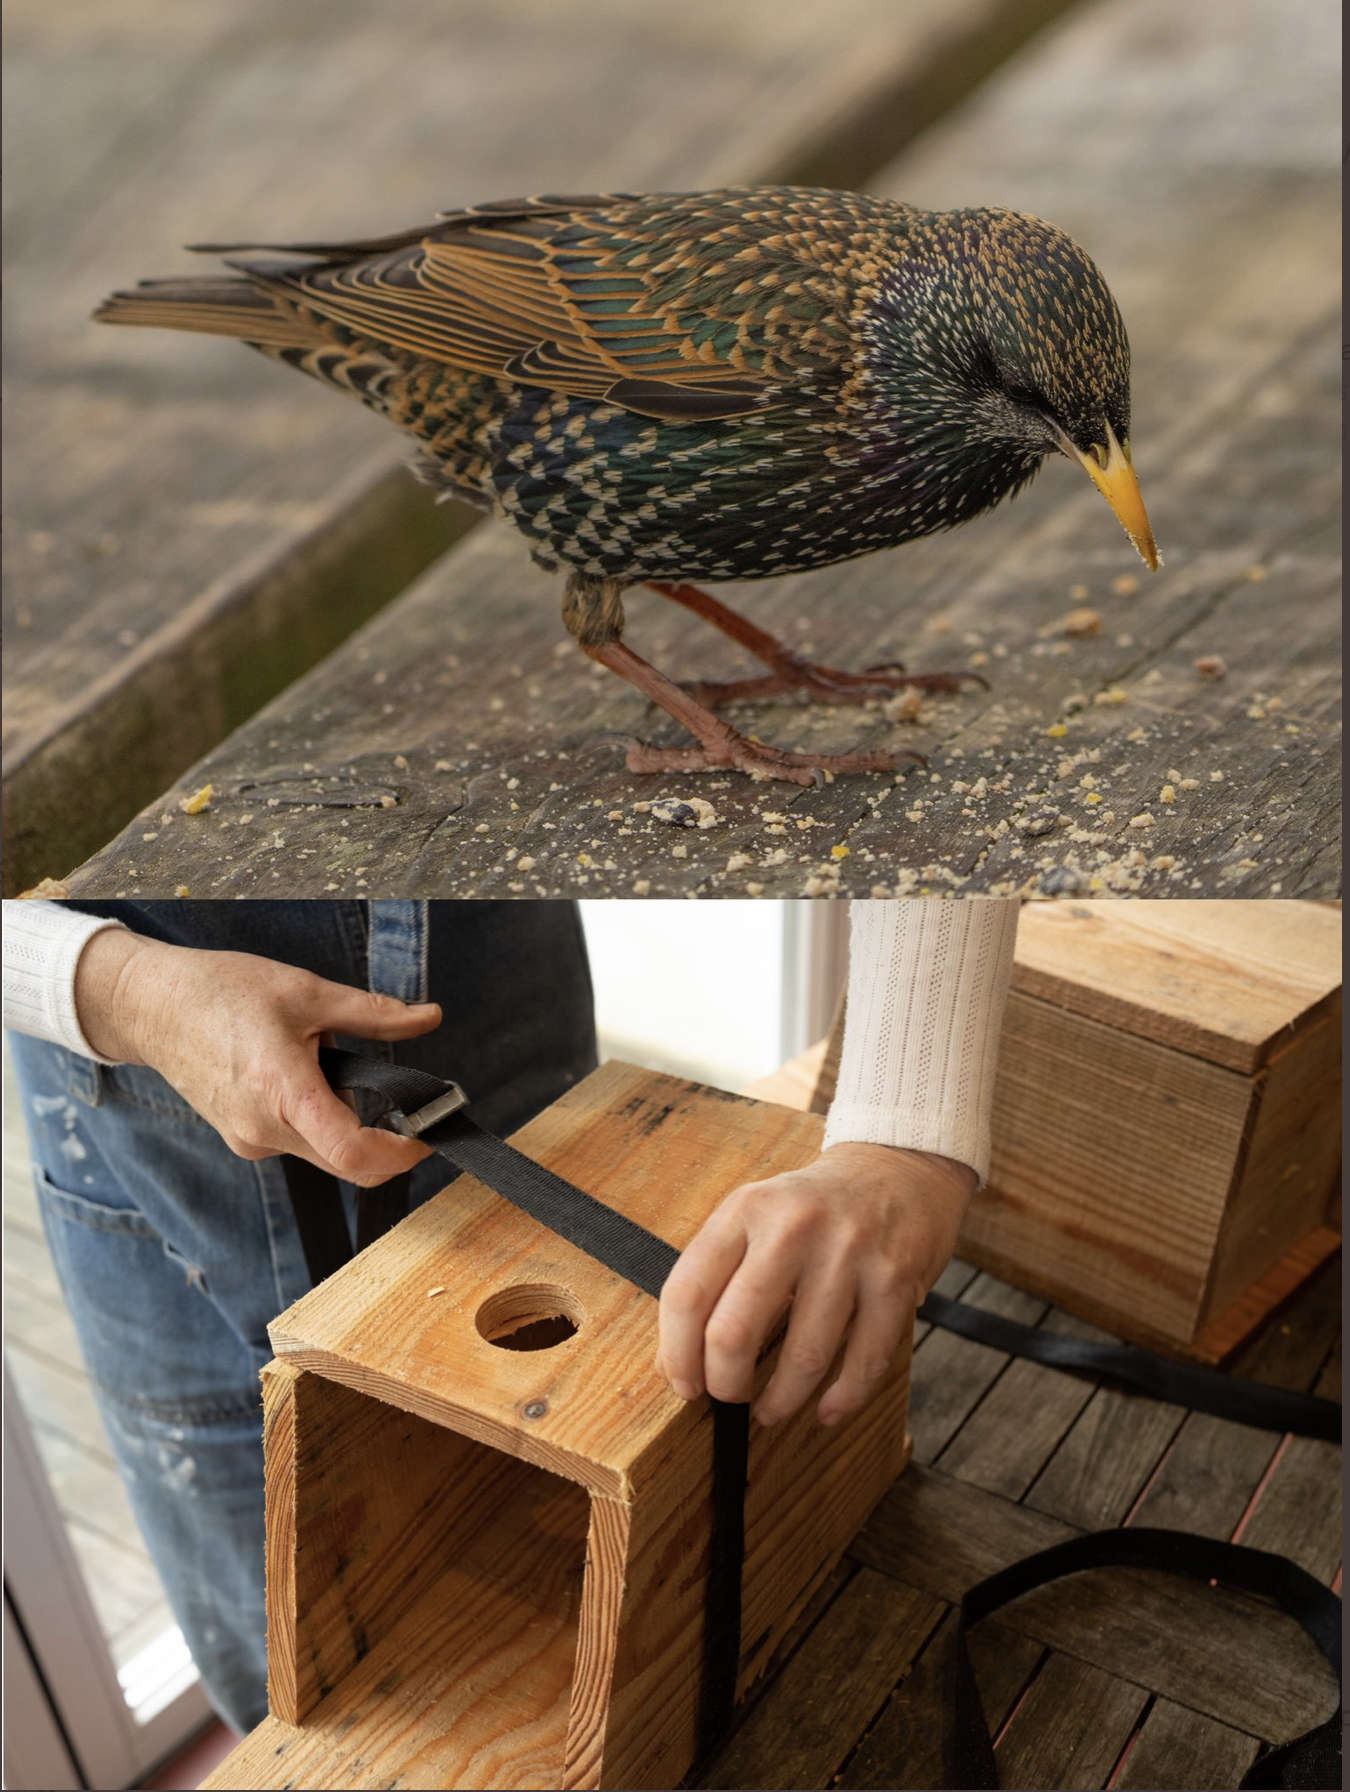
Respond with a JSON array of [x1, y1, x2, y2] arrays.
[[1060, 422, 1161, 571]]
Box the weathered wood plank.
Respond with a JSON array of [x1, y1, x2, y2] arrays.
[[1022, 1312, 1186, 1532], [994, 1652, 1148, 1791], [58, 0, 1339, 898], [1113, 1698, 1260, 1792], [702, 1569, 944, 1790], [934, 1345, 1097, 1502], [836, 1612, 1044, 1791], [1129, 1252, 1342, 1537], [907, 1274, 1047, 1464], [849, 1464, 1337, 1741], [5, 0, 1076, 893]]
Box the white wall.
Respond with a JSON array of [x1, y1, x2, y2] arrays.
[[579, 901, 787, 1092]]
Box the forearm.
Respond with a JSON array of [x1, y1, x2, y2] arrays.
[[823, 898, 1019, 1184]]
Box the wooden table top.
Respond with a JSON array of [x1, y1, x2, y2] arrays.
[[46, 0, 1339, 900], [701, 1246, 1341, 1790]]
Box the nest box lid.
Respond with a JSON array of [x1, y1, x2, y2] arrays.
[[1012, 900, 1341, 1074]]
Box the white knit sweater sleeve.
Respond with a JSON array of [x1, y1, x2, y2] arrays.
[[823, 899, 1019, 1184], [2, 900, 128, 1062]]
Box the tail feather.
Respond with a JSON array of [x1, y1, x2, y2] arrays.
[[92, 276, 308, 348]]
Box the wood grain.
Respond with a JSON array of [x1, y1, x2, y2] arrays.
[[994, 1652, 1148, 1791], [973, 994, 1255, 1344], [1113, 1699, 1260, 1792], [849, 1465, 1338, 1742], [1011, 901, 1341, 1073], [58, 0, 1339, 898], [837, 1612, 1043, 1791], [702, 1569, 944, 1791]]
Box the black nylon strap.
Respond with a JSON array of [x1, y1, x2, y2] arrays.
[[918, 1291, 1342, 1442], [292, 1046, 741, 1756], [948, 1528, 1342, 1790]]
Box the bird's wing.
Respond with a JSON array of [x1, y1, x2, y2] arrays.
[[202, 190, 873, 422]]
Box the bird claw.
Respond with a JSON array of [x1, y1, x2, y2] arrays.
[[681, 656, 984, 707], [606, 731, 922, 786]]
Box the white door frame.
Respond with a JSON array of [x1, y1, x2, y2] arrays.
[[779, 900, 850, 1061], [3, 1355, 212, 1789]]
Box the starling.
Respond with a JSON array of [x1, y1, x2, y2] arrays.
[[95, 187, 1160, 783]]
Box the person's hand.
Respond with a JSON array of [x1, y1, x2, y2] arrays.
[[75, 928, 442, 1186], [656, 1142, 974, 1427]]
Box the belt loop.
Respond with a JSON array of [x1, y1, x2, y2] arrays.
[[68, 1055, 103, 1108], [366, 902, 429, 1007]]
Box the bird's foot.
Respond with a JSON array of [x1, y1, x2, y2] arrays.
[[680, 655, 986, 708], [612, 727, 921, 786]]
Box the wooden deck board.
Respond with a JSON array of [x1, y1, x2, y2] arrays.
[[3, 0, 1075, 893], [56, 0, 1340, 899]]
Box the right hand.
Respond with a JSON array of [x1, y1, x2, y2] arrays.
[[75, 928, 442, 1186]]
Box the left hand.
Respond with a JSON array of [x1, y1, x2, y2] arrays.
[[656, 1142, 975, 1427]]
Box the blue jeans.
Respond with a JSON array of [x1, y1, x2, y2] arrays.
[[10, 900, 596, 1734]]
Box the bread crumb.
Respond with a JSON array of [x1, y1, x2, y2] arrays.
[[745, 881, 764, 895], [1209, 770, 1225, 782], [1094, 688, 1128, 706], [1129, 812, 1155, 829], [1046, 722, 1068, 738], [1194, 655, 1227, 680], [633, 879, 651, 896], [179, 783, 215, 815], [969, 651, 990, 668], [1062, 607, 1102, 636], [1110, 574, 1139, 596], [885, 686, 924, 722], [1247, 564, 1268, 581], [830, 844, 850, 860], [1160, 784, 1176, 804], [174, 884, 190, 898]]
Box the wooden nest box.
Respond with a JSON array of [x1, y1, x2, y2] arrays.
[[205, 1062, 911, 1791], [974, 900, 1342, 1359]]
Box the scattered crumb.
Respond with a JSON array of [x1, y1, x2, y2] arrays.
[[1062, 607, 1102, 636], [1194, 655, 1227, 680], [745, 881, 764, 895], [1110, 574, 1139, 597], [1178, 777, 1199, 790], [434, 759, 453, 771], [1160, 784, 1176, 804], [830, 844, 850, 860], [1209, 770, 1225, 782], [968, 650, 990, 668], [18, 878, 69, 899], [1128, 812, 1155, 829], [632, 879, 651, 896], [650, 795, 718, 829], [1093, 688, 1129, 706], [1246, 564, 1268, 581], [726, 852, 752, 873], [393, 754, 409, 770], [885, 686, 924, 722], [179, 783, 215, 815], [1069, 583, 1090, 601], [517, 855, 536, 872], [174, 884, 190, 898], [671, 842, 688, 858], [1045, 722, 1068, 738]]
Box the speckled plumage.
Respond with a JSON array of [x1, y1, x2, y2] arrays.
[[96, 187, 1148, 781]]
